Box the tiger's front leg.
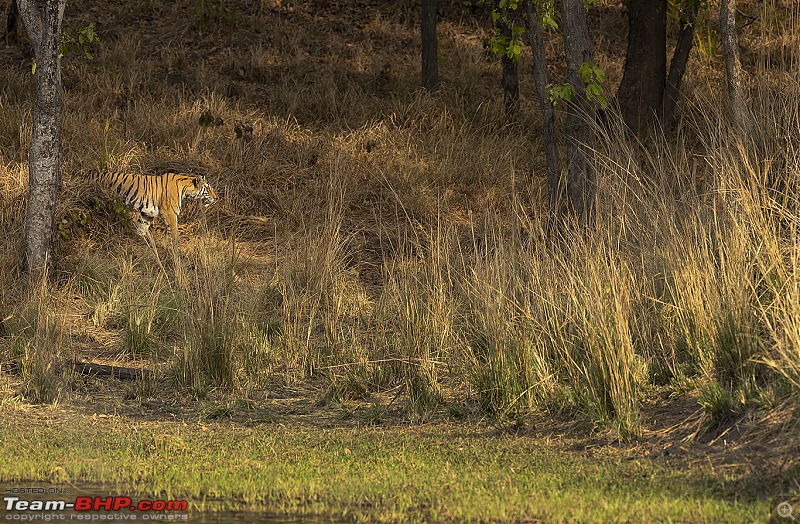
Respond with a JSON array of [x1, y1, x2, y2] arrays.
[[162, 210, 183, 254]]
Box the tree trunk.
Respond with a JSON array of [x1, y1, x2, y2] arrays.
[[661, 3, 698, 130], [4, 0, 18, 42], [496, 10, 519, 114], [501, 56, 519, 115], [720, 0, 747, 128], [561, 0, 595, 221], [18, 0, 66, 276], [421, 0, 438, 90], [524, 0, 562, 222], [617, 0, 666, 138]]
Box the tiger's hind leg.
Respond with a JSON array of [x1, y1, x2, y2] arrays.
[[135, 212, 162, 259], [136, 212, 172, 276], [135, 213, 155, 237]]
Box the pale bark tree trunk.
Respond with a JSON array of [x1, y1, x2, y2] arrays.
[[720, 0, 747, 128], [617, 0, 667, 138], [421, 0, 438, 90], [661, 3, 698, 130], [561, 0, 595, 221], [524, 0, 563, 223], [17, 0, 66, 276]]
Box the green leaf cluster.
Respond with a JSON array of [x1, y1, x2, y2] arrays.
[[537, 0, 558, 30], [545, 62, 607, 109], [545, 83, 575, 106], [57, 211, 90, 240], [489, 0, 525, 63], [578, 61, 608, 108], [59, 23, 100, 60]]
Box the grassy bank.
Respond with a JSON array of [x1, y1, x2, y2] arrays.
[[0, 407, 781, 523]]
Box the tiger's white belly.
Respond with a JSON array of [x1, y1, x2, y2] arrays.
[[139, 203, 159, 219]]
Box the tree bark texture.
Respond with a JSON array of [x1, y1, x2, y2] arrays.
[[421, 0, 438, 90], [501, 56, 519, 114], [661, 3, 697, 129], [17, 0, 66, 275], [496, 9, 519, 114], [617, 0, 667, 138], [720, 0, 747, 128], [524, 0, 562, 221], [561, 0, 596, 221]]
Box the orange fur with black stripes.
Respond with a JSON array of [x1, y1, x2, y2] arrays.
[[91, 169, 217, 242]]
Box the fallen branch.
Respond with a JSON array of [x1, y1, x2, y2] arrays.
[[1, 360, 154, 381], [69, 361, 154, 381]]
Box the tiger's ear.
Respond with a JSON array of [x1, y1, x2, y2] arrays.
[[193, 175, 206, 185]]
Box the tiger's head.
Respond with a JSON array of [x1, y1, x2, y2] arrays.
[[189, 175, 218, 207]]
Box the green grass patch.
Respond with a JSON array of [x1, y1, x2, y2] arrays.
[[0, 415, 779, 523]]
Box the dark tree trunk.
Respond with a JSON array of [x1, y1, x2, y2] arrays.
[[421, 0, 438, 90], [496, 11, 519, 114], [17, 0, 66, 276], [4, 0, 18, 42], [661, 4, 698, 129], [524, 0, 562, 222], [561, 0, 595, 221], [618, 0, 667, 138], [501, 56, 519, 114], [720, 0, 747, 128]]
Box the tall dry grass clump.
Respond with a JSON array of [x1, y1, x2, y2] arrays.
[[377, 226, 457, 413], [174, 241, 242, 392], [2, 274, 72, 404], [579, 68, 800, 425], [420, 210, 645, 432], [363, 59, 800, 432], [265, 169, 374, 390], [700, 91, 800, 413]]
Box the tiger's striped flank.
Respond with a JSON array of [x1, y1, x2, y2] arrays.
[[91, 169, 217, 243]]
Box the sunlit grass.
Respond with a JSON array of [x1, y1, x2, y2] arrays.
[[0, 417, 779, 523]]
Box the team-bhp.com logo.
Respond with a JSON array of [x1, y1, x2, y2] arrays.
[[4, 495, 188, 520]]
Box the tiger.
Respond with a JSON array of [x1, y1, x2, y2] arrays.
[[91, 169, 218, 244]]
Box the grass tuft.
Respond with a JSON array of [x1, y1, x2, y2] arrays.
[[5, 277, 71, 404]]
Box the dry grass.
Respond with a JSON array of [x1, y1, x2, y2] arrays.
[[0, 0, 798, 459]]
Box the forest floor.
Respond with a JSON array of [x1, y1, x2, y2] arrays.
[[0, 382, 796, 522], [1, 0, 799, 522]]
